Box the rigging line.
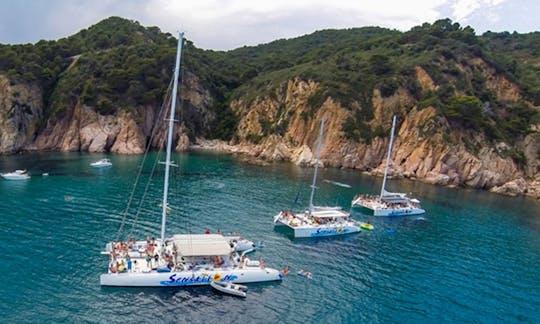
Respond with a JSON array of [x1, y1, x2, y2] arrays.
[[126, 85, 173, 238], [291, 164, 311, 211], [173, 59, 185, 228], [175, 62, 192, 245], [115, 76, 175, 241], [290, 182, 303, 211], [179, 59, 184, 126], [128, 134, 167, 238], [128, 62, 181, 238]]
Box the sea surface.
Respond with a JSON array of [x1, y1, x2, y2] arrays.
[[0, 151, 539, 323]]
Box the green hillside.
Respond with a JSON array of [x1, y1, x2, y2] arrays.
[[0, 17, 538, 146]]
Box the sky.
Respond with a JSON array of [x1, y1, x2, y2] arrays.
[[0, 0, 538, 50]]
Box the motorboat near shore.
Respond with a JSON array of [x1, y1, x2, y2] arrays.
[[1, 169, 30, 180], [90, 158, 112, 168]]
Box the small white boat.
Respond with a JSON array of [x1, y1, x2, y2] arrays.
[[228, 236, 255, 252], [1, 169, 30, 180], [210, 280, 248, 298], [90, 158, 112, 168]]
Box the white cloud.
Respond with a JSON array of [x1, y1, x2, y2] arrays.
[[139, 0, 449, 49], [451, 0, 508, 21], [0, 0, 532, 49]]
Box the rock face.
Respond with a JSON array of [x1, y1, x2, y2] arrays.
[[3, 70, 213, 156], [0, 59, 538, 199], [490, 178, 528, 196], [0, 75, 43, 153], [31, 104, 145, 154], [219, 73, 540, 199]]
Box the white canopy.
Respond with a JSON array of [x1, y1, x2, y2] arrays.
[[310, 209, 350, 218], [381, 191, 410, 203], [171, 234, 233, 257]]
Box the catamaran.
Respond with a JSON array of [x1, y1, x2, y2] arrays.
[[100, 32, 283, 287], [273, 118, 361, 237], [351, 116, 425, 216]]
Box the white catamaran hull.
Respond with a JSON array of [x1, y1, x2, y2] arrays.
[[353, 201, 425, 216], [274, 215, 361, 238], [100, 267, 282, 287], [292, 224, 361, 237]]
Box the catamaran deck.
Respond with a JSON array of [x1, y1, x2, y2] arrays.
[[274, 210, 361, 237]]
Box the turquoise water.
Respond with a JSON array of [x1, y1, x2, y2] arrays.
[[0, 151, 539, 323]]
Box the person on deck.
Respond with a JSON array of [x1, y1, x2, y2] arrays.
[[126, 255, 132, 272]]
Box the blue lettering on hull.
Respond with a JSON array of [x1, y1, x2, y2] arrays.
[[310, 227, 350, 237], [388, 209, 412, 216], [160, 273, 239, 286]]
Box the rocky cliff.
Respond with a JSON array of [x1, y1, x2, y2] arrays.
[[0, 75, 43, 153], [7, 70, 212, 154], [200, 71, 539, 199]]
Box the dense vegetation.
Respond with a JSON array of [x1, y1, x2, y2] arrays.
[[205, 19, 539, 145], [0, 17, 538, 147]]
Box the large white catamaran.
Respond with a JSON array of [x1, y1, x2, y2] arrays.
[[351, 115, 425, 216], [100, 33, 283, 287], [273, 118, 361, 237]]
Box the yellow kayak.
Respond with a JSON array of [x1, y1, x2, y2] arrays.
[[360, 222, 374, 230]]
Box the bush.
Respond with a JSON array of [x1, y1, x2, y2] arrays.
[[444, 95, 483, 128], [378, 78, 399, 97]]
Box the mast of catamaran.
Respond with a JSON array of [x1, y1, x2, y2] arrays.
[[380, 115, 397, 199], [160, 32, 184, 245], [309, 117, 325, 212]]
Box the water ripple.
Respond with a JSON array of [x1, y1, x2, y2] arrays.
[[0, 152, 539, 323]]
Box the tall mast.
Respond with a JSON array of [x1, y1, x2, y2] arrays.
[[160, 32, 184, 244], [380, 115, 396, 198], [309, 117, 325, 212]]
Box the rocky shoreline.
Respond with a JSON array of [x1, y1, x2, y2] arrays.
[[191, 138, 540, 200]]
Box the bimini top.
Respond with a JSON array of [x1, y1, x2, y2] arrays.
[[381, 191, 410, 203], [309, 209, 350, 218], [172, 234, 233, 256]]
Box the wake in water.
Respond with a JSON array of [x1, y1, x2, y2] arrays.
[[323, 179, 351, 188]]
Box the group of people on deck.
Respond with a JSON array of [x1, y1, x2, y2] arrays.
[[280, 210, 343, 227], [109, 254, 136, 273], [107, 232, 273, 274], [108, 235, 162, 273]]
